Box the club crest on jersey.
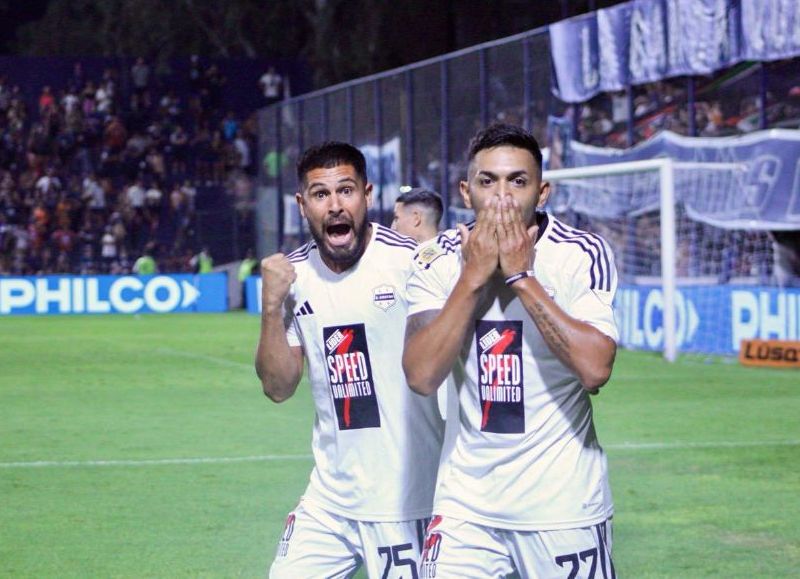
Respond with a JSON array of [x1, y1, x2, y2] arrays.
[[475, 320, 525, 433], [372, 284, 396, 311], [323, 323, 381, 430]]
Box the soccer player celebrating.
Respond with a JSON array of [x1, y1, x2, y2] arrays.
[[404, 124, 619, 578], [256, 142, 444, 578]]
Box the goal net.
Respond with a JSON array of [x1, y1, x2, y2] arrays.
[[544, 158, 777, 361]]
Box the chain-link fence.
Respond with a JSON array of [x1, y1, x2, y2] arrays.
[[255, 25, 799, 257]]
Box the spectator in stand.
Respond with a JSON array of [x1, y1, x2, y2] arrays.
[[104, 116, 128, 154], [82, 80, 97, 117], [125, 178, 146, 214], [210, 130, 225, 183], [191, 125, 212, 184], [175, 179, 193, 211], [72, 62, 85, 90], [0, 59, 266, 277], [62, 86, 80, 117], [51, 222, 75, 259], [36, 167, 62, 197], [133, 242, 157, 275], [145, 181, 163, 218], [101, 225, 117, 271], [82, 172, 106, 213], [131, 57, 151, 107], [204, 63, 226, 110], [233, 128, 251, 173], [258, 66, 283, 106], [96, 81, 114, 118], [168, 125, 189, 175], [38, 86, 56, 117], [222, 111, 238, 141], [146, 146, 166, 181], [159, 90, 181, 122], [189, 55, 203, 93], [79, 244, 98, 274], [190, 246, 213, 273], [238, 248, 257, 307]]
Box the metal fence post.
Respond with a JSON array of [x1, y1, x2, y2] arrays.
[[440, 59, 451, 227], [275, 105, 284, 250], [374, 78, 384, 223], [480, 48, 489, 127]]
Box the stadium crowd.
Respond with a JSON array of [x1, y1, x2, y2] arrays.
[[0, 58, 259, 276], [572, 60, 800, 148]]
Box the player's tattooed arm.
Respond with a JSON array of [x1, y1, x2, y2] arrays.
[[514, 282, 616, 392], [404, 309, 439, 341]]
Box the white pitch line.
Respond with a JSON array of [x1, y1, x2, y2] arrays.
[[2, 440, 799, 469], [156, 347, 252, 370], [0, 454, 314, 469], [606, 439, 800, 450]]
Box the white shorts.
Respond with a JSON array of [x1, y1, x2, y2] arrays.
[[269, 500, 430, 579], [419, 515, 615, 579]]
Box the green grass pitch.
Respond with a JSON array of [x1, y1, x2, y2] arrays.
[[1, 313, 798, 577]]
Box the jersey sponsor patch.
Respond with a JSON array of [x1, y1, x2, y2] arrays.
[[415, 242, 446, 269], [475, 320, 525, 433], [324, 323, 381, 430], [372, 284, 397, 311]]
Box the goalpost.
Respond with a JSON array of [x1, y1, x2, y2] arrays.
[[546, 159, 680, 361], [543, 158, 757, 362]]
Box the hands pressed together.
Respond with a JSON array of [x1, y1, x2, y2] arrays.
[[457, 194, 539, 290]]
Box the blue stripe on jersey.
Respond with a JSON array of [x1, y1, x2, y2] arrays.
[[432, 234, 460, 258], [375, 236, 417, 251], [287, 242, 316, 263], [548, 232, 600, 289], [375, 231, 417, 251], [375, 224, 418, 247], [437, 232, 461, 249], [557, 223, 612, 292], [549, 222, 610, 291]]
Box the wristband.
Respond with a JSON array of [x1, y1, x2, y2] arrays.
[[504, 270, 535, 286]]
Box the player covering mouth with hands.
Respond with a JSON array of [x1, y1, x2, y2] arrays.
[[404, 123, 619, 578]]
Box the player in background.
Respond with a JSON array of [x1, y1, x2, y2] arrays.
[[391, 187, 443, 245], [403, 124, 619, 578], [256, 141, 444, 578], [391, 187, 457, 424]]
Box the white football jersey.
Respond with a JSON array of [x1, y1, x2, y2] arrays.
[[285, 223, 444, 522], [407, 213, 619, 531]]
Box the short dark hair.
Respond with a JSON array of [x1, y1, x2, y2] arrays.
[[296, 141, 367, 186], [396, 187, 443, 224], [466, 123, 543, 174]]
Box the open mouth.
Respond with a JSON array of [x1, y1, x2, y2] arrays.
[[325, 222, 354, 247]]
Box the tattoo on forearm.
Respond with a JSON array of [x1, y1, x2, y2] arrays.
[[531, 302, 571, 360], [404, 310, 440, 343]]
